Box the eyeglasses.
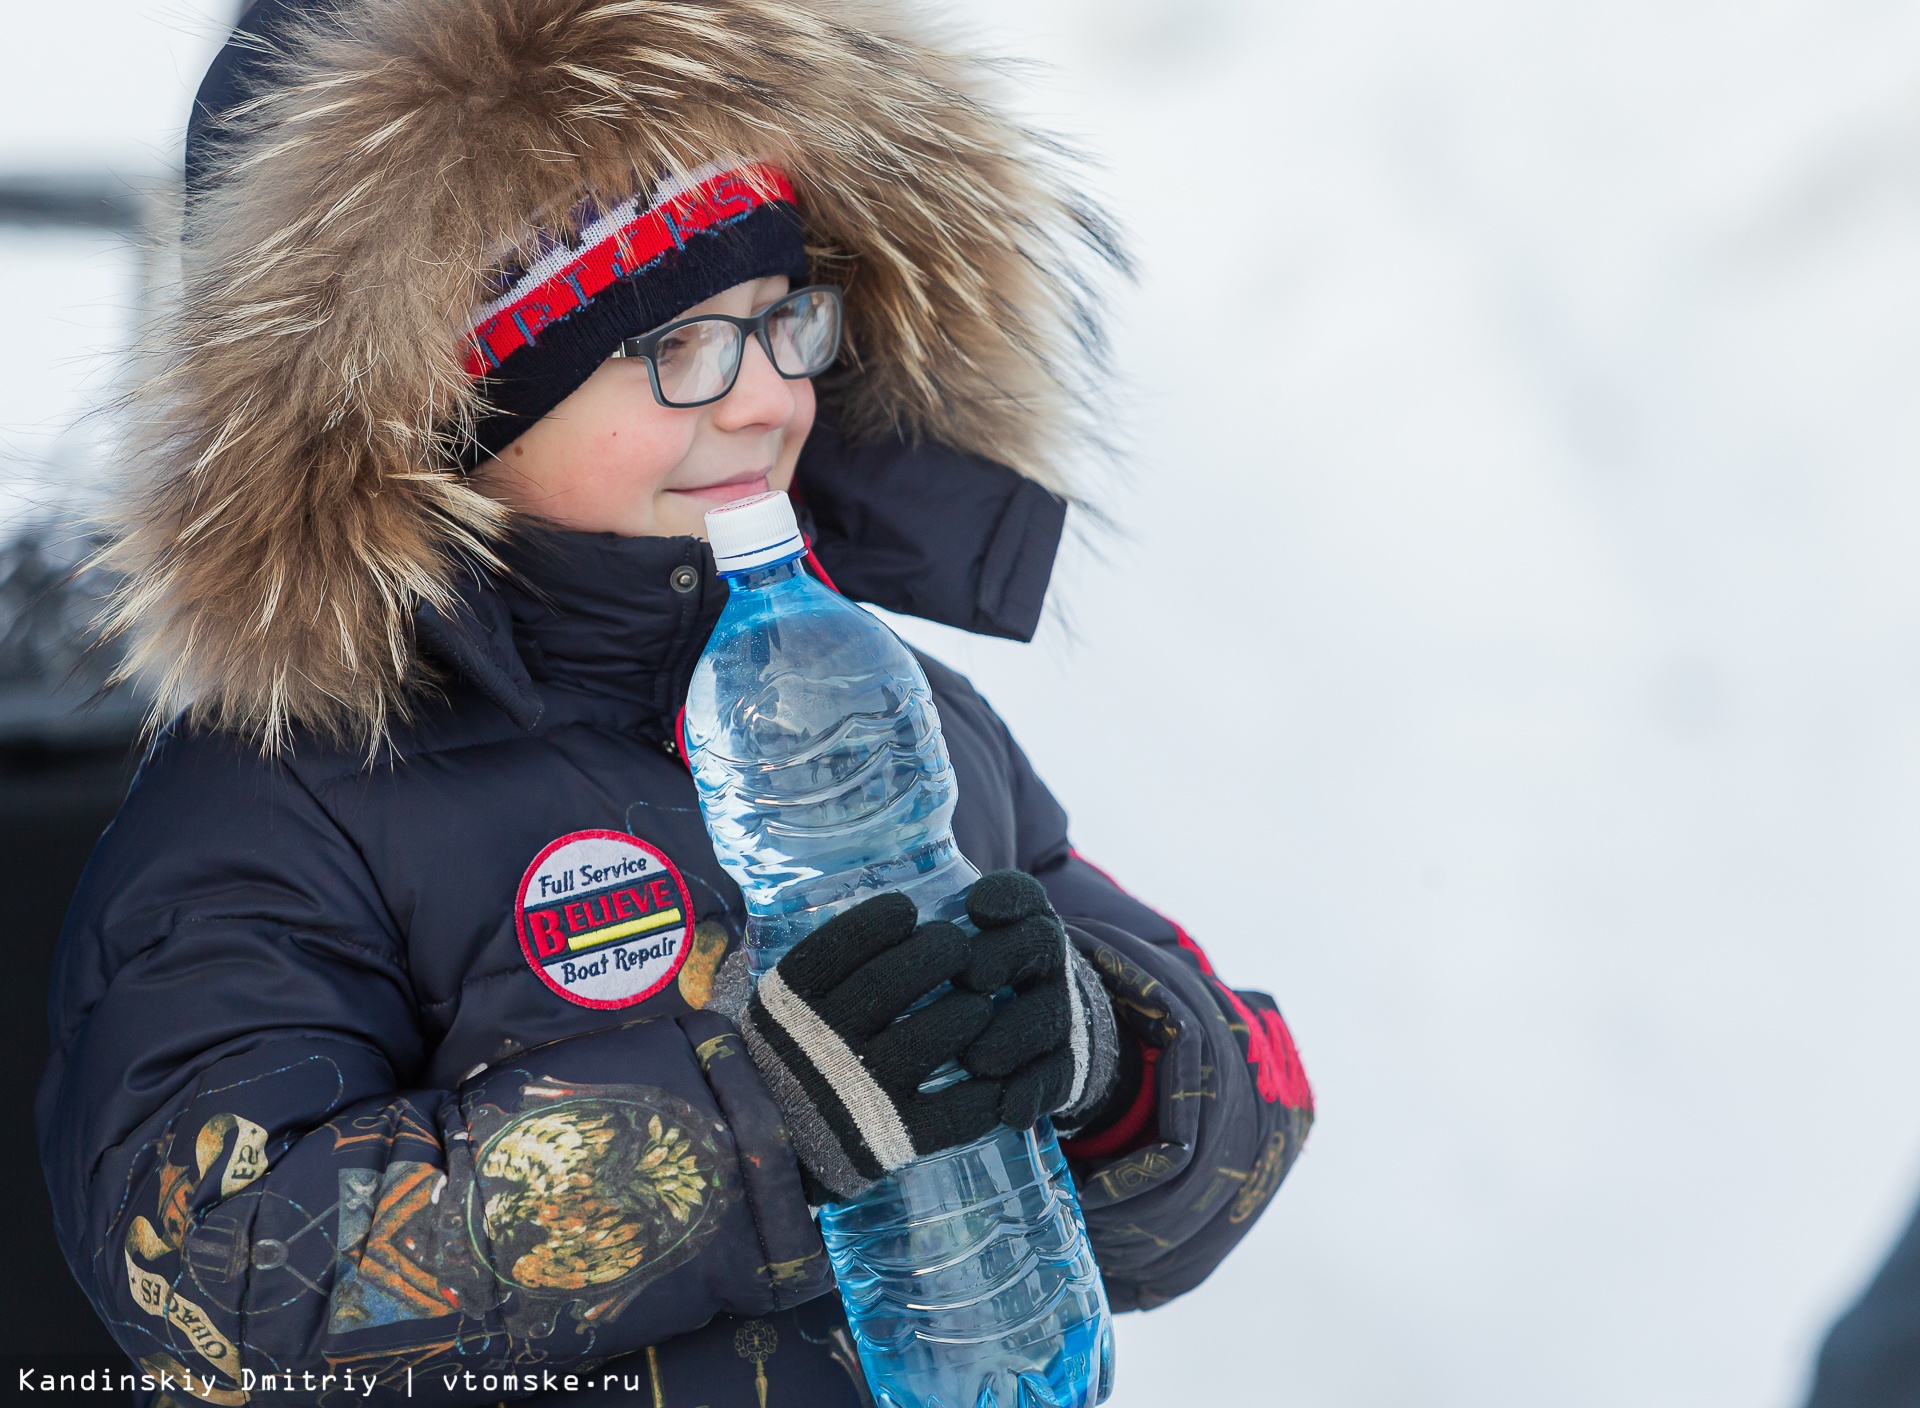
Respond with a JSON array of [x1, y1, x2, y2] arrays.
[[608, 284, 843, 408]]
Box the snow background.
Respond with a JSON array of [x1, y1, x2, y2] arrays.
[[10, 2, 1920, 1404]]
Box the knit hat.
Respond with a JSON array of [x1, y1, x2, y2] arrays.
[[461, 163, 810, 460]]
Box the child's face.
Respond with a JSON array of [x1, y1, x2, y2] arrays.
[[480, 275, 815, 538]]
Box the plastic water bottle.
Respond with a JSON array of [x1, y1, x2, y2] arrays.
[[683, 491, 1114, 1408]]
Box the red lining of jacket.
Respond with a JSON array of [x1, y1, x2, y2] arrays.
[[1060, 1044, 1158, 1162]]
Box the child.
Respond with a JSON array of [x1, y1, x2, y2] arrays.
[[39, 0, 1314, 1401]]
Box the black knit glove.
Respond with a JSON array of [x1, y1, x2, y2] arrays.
[[735, 870, 1120, 1203], [955, 870, 1121, 1135]]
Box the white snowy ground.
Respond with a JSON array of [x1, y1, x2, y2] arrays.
[[11, 2, 1920, 1405]]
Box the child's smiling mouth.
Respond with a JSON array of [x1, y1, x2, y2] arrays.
[[666, 468, 772, 507]]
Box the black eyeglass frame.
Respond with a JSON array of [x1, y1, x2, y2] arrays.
[[608, 284, 844, 409]]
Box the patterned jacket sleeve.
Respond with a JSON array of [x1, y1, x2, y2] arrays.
[[34, 730, 829, 1401], [997, 728, 1315, 1311]]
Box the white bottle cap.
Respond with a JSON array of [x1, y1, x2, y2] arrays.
[[705, 490, 806, 574]]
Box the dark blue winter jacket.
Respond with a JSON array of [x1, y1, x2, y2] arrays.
[[38, 428, 1312, 1404]]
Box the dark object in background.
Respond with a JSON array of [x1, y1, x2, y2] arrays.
[[0, 530, 138, 1357], [1807, 1196, 1920, 1408], [0, 744, 130, 1357]]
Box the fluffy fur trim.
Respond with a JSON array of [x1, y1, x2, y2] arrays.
[[108, 0, 1126, 749]]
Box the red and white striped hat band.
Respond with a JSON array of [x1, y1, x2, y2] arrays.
[[464, 162, 798, 379]]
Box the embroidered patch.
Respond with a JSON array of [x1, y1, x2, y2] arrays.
[[515, 831, 694, 1009]]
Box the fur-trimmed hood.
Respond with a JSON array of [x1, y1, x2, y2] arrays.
[[109, 0, 1124, 749]]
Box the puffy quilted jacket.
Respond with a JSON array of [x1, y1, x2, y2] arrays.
[[39, 428, 1311, 1405]]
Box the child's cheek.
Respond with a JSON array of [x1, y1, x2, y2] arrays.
[[771, 381, 818, 488], [590, 411, 698, 506]]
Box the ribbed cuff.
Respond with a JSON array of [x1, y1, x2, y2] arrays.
[[1055, 947, 1120, 1132]]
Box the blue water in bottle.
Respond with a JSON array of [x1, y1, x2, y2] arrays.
[[682, 491, 1114, 1408]]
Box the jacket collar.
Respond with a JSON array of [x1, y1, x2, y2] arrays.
[[503, 528, 726, 732], [413, 427, 1068, 740]]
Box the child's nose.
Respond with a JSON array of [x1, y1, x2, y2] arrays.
[[712, 334, 796, 430]]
